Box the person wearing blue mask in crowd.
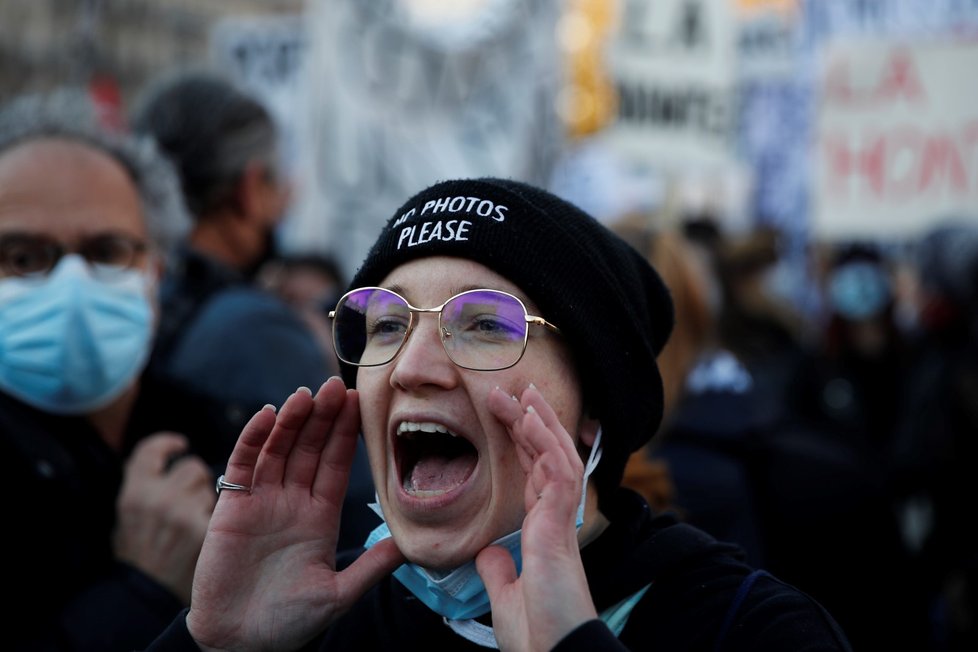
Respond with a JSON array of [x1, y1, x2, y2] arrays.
[[0, 90, 240, 651], [144, 178, 852, 651]]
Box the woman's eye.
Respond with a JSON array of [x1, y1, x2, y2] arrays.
[[369, 317, 408, 336], [467, 316, 521, 339]]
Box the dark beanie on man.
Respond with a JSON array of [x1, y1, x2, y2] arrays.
[[344, 177, 674, 504]]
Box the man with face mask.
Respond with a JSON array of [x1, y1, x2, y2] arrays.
[[0, 89, 239, 651]]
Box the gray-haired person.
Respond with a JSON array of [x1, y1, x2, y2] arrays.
[[0, 89, 237, 651]]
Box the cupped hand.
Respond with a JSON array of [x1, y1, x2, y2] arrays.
[[186, 377, 404, 652], [477, 385, 598, 651]]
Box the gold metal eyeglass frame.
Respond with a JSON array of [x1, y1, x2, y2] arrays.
[[329, 286, 561, 371]]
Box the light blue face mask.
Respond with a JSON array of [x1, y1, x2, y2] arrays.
[[0, 255, 154, 414], [828, 261, 892, 321], [364, 428, 603, 621]]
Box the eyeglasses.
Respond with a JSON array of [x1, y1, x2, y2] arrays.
[[329, 287, 561, 371], [0, 233, 149, 279]]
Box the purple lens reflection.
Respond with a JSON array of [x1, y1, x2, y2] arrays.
[[334, 288, 410, 365], [441, 290, 527, 369]]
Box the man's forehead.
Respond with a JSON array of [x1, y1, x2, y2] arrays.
[[0, 136, 124, 175], [0, 137, 145, 238]]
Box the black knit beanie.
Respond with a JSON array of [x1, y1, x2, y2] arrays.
[[343, 177, 674, 504]]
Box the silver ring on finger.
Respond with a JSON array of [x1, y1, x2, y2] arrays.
[[216, 474, 251, 495]]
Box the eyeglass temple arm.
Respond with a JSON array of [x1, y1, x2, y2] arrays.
[[527, 315, 561, 335]]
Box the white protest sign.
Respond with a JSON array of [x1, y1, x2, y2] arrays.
[[813, 40, 978, 241], [603, 0, 739, 170]]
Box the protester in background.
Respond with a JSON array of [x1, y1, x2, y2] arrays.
[[613, 217, 767, 568], [0, 90, 230, 651], [129, 68, 329, 412], [809, 244, 911, 448], [144, 178, 851, 651], [130, 69, 374, 551], [713, 226, 812, 426]]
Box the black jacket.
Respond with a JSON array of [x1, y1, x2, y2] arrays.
[[3, 378, 234, 652], [146, 490, 852, 651]]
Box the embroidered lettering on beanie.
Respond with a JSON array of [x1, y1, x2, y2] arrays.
[[392, 195, 510, 250]]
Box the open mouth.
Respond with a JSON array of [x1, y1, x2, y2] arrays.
[[396, 421, 478, 498]]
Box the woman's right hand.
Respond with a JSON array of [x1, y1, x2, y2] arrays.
[[186, 377, 404, 652]]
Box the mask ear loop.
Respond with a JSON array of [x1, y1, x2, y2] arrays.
[[584, 426, 603, 480], [576, 426, 603, 528]]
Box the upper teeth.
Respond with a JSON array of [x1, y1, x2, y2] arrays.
[[397, 421, 457, 437]]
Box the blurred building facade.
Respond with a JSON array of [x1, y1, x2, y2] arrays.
[[0, 0, 301, 104]]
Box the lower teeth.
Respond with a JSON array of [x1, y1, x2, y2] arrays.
[[406, 487, 448, 497]]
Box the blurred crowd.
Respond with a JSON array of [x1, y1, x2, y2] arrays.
[[1, 66, 975, 651], [617, 211, 978, 652]]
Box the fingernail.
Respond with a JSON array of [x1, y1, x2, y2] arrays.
[[297, 386, 312, 396], [528, 382, 537, 390], [262, 404, 277, 413], [526, 405, 537, 414]]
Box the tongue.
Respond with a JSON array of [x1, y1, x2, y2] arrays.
[[407, 454, 474, 493]]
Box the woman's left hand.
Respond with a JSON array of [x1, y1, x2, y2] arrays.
[[479, 385, 598, 651]]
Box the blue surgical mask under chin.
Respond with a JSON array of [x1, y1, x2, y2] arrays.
[[364, 428, 603, 621], [0, 255, 154, 414]]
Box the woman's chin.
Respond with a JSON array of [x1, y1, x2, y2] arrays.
[[399, 537, 478, 571]]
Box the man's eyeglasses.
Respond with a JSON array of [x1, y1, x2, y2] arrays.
[[0, 233, 148, 279], [329, 287, 561, 371]]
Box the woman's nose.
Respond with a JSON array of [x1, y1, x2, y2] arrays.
[[389, 315, 458, 391]]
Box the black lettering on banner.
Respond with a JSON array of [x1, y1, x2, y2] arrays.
[[616, 81, 730, 137]]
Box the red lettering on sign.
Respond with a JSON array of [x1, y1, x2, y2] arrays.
[[878, 50, 924, 104], [919, 136, 968, 193], [821, 122, 978, 201], [824, 48, 925, 107]]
